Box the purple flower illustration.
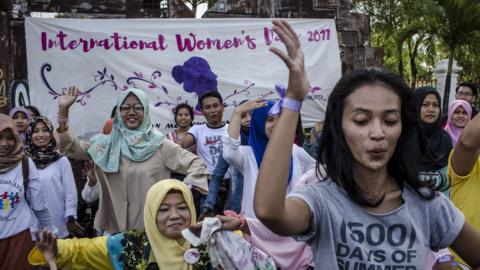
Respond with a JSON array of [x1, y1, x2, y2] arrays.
[[172, 57, 218, 110]]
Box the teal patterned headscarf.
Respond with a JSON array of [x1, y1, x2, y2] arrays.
[[87, 88, 165, 172]]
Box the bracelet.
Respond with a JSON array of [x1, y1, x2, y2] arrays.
[[224, 210, 246, 230], [435, 254, 457, 265], [57, 113, 68, 124], [281, 97, 303, 113]]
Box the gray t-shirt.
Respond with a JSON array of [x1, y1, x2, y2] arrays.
[[288, 178, 464, 270]]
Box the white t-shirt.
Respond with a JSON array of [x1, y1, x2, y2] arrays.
[[222, 135, 316, 218], [187, 124, 229, 174], [38, 157, 78, 238], [0, 158, 47, 239]]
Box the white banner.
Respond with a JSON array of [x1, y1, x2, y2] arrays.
[[25, 18, 341, 138]]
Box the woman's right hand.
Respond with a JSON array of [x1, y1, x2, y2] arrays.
[[235, 98, 267, 114], [34, 230, 58, 265], [58, 86, 79, 111], [84, 161, 97, 186]]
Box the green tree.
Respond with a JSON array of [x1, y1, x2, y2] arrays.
[[353, 0, 435, 82], [430, 0, 480, 111]]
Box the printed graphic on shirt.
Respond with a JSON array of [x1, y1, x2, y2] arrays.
[[0, 179, 23, 222], [204, 135, 223, 166], [337, 220, 419, 269]]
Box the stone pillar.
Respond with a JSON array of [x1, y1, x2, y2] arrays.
[[434, 59, 463, 106], [0, 11, 11, 114]]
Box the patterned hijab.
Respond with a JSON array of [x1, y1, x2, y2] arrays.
[[87, 88, 165, 172], [0, 114, 24, 173], [144, 179, 196, 270], [26, 117, 61, 169], [444, 100, 472, 146]]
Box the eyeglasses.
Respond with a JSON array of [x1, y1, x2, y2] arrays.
[[456, 91, 473, 97], [119, 104, 144, 114]]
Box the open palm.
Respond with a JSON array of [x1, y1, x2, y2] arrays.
[[58, 86, 79, 109]]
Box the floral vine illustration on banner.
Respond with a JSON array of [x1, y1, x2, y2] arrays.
[[40, 56, 323, 110]]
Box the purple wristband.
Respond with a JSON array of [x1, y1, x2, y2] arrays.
[[281, 97, 303, 113]]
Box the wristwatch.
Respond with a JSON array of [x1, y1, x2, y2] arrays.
[[202, 207, 213, 215], [67, 215, 76, 223]]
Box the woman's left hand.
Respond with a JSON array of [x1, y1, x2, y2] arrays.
[[217, 215, 242, 231], [190, 215, 242, 235]]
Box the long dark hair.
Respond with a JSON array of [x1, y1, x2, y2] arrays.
[[316, 68, 432, 207]]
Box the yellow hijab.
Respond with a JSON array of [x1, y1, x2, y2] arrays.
[[144, 179, 196, 270]]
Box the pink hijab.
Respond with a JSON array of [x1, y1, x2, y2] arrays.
[[444, 100, 472, 145]]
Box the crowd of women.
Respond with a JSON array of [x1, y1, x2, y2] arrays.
[[1, 19, 480, 270]]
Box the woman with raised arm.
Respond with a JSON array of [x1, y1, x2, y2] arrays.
[[254, 19, 480, 269], [55, 87, 209, 234], [448, 112, 480, 265], [221, 97, 315, 269]]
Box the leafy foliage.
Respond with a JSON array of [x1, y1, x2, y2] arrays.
[[352, 0, 480, 94]]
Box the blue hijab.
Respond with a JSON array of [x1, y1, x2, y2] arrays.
[[87, 88, 165, 173], [248, 101, 293, 184]]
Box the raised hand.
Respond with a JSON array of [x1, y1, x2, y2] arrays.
[[58, 86, 79, 110], [84, 161, 97, 186], [34, 230, 58, 269], [270, 20, 310, 101], [235, 98, 267, 114]]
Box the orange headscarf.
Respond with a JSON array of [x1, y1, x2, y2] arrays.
[[0, 113, 24, 173]]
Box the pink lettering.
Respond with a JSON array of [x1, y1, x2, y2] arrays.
[[176, 33, 196, 52], [157, 34, 168, 50], [175, 32, 256, 52]]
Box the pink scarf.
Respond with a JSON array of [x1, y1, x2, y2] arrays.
[[444, 100, 472, 145]]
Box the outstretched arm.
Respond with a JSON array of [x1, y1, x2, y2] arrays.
[[227, 99, 267, 139], [450, 222, 480, 268], [33, 231, 58, 270], [451, 113, 480, 176], [254, 20, 311, 236], [54, 86, 93, 160], [57, 86, 79, 134], [180, 133, 195, 149], [30, 230, 111, 269]]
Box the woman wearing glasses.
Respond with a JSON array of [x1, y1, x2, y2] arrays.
[[54, 87, 209, 235]]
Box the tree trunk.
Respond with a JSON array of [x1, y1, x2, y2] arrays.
[[192, 4, 197, 17], [408, 36, 423, 90], [396, 40, 404, 79], [443, 46, 456, 113]]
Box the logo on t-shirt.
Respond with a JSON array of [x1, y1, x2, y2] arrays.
[[205, 136, 221, 145], [0, 179, 23, 222], [204, 135, 223, 166], [337, 220, 418, 269]]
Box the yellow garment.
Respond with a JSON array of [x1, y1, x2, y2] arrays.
[[448, 154, 480, 265], [28, 236, 112, 270], [144, 179, 196, 270]]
